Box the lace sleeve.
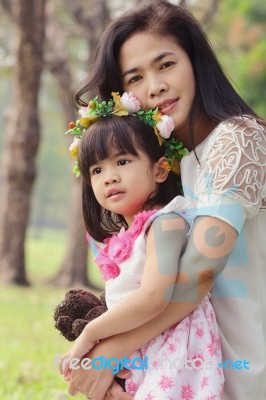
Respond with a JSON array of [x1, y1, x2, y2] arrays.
[[195, 117, 266, 225]]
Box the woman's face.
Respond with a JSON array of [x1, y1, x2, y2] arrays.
[[119, 31, 196, 143]]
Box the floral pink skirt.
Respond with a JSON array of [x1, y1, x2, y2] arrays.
[[125, 295, 224, 400]]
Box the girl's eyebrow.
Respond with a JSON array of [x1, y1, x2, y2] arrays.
[[122, 51, 175, 78], [110, 151, 130, 159]]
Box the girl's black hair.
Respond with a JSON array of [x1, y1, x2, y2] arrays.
[[73, 0, 264, 149], [79, 115, 178, 242]]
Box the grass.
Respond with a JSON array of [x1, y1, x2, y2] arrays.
[[26, 228, 104, 285], [0, 228, 104, 400]]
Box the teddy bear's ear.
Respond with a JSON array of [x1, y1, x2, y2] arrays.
[[55, 316, 77, 342], [72, 319, 89, 338], [54, 301, 66, 322], [86, 305, 107, 322]]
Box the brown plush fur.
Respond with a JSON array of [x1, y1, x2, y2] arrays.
[[54, 289, 107, 341]]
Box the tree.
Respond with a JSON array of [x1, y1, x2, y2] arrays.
[[46, 0, 111, 288], [0, 0, 46, 285]]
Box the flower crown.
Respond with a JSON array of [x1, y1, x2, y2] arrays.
[[66, 92, 188, 177]]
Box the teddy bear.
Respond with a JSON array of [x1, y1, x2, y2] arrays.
[[54, 288, 128, 390], [54, 288, 107, 341]]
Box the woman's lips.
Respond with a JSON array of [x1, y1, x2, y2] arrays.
[[158, 99, 178, 114]]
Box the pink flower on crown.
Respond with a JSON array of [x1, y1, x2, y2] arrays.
[[156, 115, 175, 139], [78, 106, 89, 118], [120, 92, 141, 113], [108, 228, 134, 262], [131, 210, 158, 237]]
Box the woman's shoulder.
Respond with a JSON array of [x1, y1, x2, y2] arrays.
[[201, 115, 266, 162], [195, 115, 266, 217], [208, 115, 264, 141]]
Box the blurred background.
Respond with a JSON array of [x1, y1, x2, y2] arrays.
[[0, 0, 265, 398]]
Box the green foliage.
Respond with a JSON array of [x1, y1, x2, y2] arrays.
[[207, 0, 266, 118]]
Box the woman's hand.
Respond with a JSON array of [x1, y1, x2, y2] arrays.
[[107, 381, 133, 399]]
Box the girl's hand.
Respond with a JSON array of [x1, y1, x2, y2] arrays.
[[59, 340, 95, 379], [67, 340, 121, 399]]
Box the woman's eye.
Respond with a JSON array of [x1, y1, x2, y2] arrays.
[[91, 167, 102, 175], [118, 159, 130, 166], [160, 61, 174, 70], [128, 75, 142, 84]]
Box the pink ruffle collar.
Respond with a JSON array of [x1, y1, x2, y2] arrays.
[[96, 210, 157, 281]]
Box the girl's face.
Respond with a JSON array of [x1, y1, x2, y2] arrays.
[[89, 149, 167, 227], [119, 31, 196, 145]]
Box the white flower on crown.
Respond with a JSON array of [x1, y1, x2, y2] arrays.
[[69, 137, 81, 159], [156, 115, 175, 139], [120, 92, 141, 113]]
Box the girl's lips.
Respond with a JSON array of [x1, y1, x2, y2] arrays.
[[107, 189, 125, 198]]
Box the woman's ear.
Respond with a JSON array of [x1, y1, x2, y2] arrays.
[[154, 157, 170, 183]]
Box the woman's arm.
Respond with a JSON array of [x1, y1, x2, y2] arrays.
[[68, 215, 238, 398]]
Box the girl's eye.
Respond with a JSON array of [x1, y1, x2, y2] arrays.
[[160, 61, 174, 70], [91, 167, 102, 175], [128, 75, 142, 84], [117, 159, 130, 166]]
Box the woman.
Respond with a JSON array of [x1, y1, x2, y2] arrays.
[[66, 1, 266, 399]]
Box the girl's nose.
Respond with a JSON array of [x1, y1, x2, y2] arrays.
[[104, 172, 120, 185]]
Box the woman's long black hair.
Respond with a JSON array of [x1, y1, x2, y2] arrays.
[[79, 115, 178, 242], [73, 0, 264, 151]]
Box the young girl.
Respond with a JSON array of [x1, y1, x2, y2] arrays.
[[60, 93, 224, 399], [66, 1, 266, 399]]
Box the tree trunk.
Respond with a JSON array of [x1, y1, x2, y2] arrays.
[[0, 0, 46, 285], [46, 0, 110, 288], [43, 2, 91, 288], [47, 176, 91, 287]]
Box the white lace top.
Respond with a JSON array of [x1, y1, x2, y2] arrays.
[[181, 116, 266, 400]]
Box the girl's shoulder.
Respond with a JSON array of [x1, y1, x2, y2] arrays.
[[140, 196, 193, 235]]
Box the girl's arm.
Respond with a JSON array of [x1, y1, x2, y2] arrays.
[[84, 213, 188, 339], [60, 213, 188, 375], [68, 215, 237, 398]]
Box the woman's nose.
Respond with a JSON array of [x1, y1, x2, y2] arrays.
[[148, 75, 168, 98]]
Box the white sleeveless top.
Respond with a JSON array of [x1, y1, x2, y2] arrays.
[[181, 116, 266, 399]]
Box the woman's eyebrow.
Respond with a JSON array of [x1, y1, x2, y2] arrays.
[[122, 51, 175, 78]]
